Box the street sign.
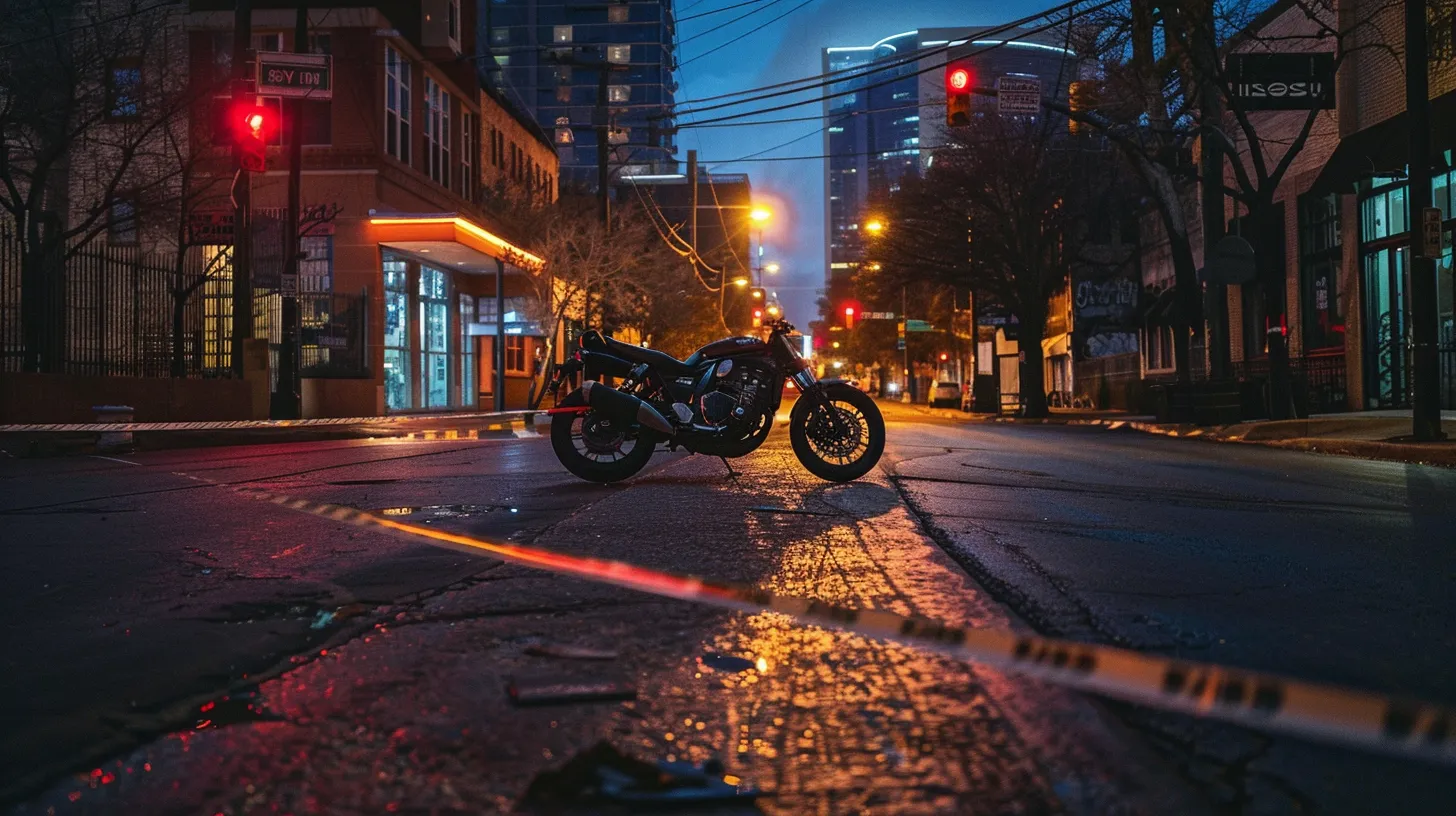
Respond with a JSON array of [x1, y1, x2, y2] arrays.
[[281, 274, 299, 297], [905, 319, 935, 332], [1225, 53, 1335, 110], [1422, 207, 1443, 258], [257, 52, 332, 100], [996, 76, 1042, 115], [186, 211, 233, 245], [861, 311, 897, 320]]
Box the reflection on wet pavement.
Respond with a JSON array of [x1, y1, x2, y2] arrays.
[[21, 435, 1061, 814]]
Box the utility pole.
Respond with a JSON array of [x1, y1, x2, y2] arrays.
[[595, 65, 610, 229], [903, 285, 911, 402], [1197, 0, 1229, 383], [230, 0, 253, 377], [1406, 0, 1444, 440], [277, 2, 307, 419]]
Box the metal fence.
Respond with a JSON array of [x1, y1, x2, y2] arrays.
[[1441, 343, 1456, 411], [0, 227, 368, 383], [1233, 354, 1349, 416]]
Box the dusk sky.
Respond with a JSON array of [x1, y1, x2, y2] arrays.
[[672, 0, 1044, 328]]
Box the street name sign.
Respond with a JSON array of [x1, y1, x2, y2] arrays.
[[996, 77, 1042, 115], [1225, 53, 1335, 110], [257, 53, 332, 100], [1422, 208, 1443, 258]]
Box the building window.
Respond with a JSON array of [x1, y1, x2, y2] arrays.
[[308, 32, 331, 54], [1360, 182, 1408, 242], [302, 100, 332, 146], [1299, 194, 1343, 352], [106, 59, 142, 120], [491, 28, 509, 45], [607, 45, 630, 64], [383, 256, 411, 411], [555, 117, 573, 144], [253, 32, 283, 52], [419, 266, 450, 409], [555, 65, 572, 83], [424, 77, 451, 186], [554, 25, 573, 44], [108, 196, 138, 244], [608, 3, 629, 22], [556, 84, 572, 102], [460, 294, 476, 408], [505, 334, 527, 373], [608, 84, 630, 103], [299, 236, 333, 293], [607, 126, 629, 144], [460, 111, 475, 200], [385, 45, 412, 164], [448, 0, 461, 42]]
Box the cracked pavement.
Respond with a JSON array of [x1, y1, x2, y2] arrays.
[[2, 402, 1453, 813]]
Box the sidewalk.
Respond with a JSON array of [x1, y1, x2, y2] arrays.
[[0, 410, 540, 456], [895, 401, 1456, 467]]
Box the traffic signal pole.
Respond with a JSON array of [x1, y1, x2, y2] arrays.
[[230, 0, 253, 378], [278, 2, 307, 419], [1407, 0, 1445, 440]]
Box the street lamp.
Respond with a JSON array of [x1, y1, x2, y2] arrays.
[[750, 207, 772, 223], [731, 277, 749, 287], [749, 207, 772, 286], [765, 262, 780, 275], [864, 218, 885, 235]]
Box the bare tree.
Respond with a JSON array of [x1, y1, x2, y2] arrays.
[[0, 0, 200, 372]]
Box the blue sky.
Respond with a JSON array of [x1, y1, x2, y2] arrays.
[[673, 0, 1043, 326]]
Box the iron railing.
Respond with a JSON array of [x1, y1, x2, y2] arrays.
[[1233, 353, 1349, 416], [1, 228, 368, 383]]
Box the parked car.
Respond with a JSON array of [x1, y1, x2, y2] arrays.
[[930, 381, 961, 408]]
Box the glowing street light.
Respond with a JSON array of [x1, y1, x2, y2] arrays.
[[765, 262, 780, 274], [731, 278, 749, 287], [864, 218, 885, 235], [749, 207, 772, 223], [767, 305, 780, 316]]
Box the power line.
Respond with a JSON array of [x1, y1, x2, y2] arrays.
[[680, 0, 819, 67], [669, 0, 1093, 117], [675, 6, 1101, 129], [678, 0, 768, 23], [679, 0, 788, 45], [674, 102, 918, 129]]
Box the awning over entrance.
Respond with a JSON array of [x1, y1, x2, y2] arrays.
[[368, 213, 544, 273], [1309, 91, 1456, 195]]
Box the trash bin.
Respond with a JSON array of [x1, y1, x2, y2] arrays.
[[93, 405, 135, 454]]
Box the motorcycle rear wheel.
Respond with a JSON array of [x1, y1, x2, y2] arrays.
[[550, 389, 658, 483], [789, 383, 885, 482]]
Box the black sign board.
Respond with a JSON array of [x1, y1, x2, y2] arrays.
[[1226, 53, 1335, 111]]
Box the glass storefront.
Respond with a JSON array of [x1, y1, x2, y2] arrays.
[[383, 256, 411, 411], [419, 266, 450, 409], [460, 294, 476, 409]]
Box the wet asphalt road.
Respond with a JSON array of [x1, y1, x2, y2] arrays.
[[2, 403, 1453, 814]]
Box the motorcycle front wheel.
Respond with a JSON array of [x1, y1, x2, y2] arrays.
[[789, 383, 885, 483], [550, 389, 658, 483]]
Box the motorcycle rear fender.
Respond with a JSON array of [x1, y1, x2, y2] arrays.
[[579, 348, 635, 380]]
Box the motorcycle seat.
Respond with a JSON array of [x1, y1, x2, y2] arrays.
[[580, 331, 700, 379]]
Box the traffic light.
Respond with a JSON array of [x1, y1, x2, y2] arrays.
[[231, 103, 277, 173], [752, 308, 763, 328], [843, 305, 856, 330], [945, 62, 973, 127], [939, 352, 949, 362], [748, 286, 765, 301]]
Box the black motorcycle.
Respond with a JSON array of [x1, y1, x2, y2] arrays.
[[543, 320, 884, 484]]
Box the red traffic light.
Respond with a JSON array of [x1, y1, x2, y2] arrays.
[[939, 352, 949, 362], [946, 67, 971, 92], [844, 306, 855, 316], [231, 103, 276, 172]]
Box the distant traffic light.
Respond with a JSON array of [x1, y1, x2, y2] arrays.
[[945, 62, 973, 127], [939, 352, 949, 362], [752, 308, 763, 328], [231, 103, 277, 172], [843, 305, 855, 330]]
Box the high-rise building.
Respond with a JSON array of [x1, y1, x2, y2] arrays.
[[822, 28, 1075, 310], [480, 0, 678, 190]]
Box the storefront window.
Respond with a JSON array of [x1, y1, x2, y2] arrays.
[[419, 266, 450, 409], [460, 294, 476, 409], [1299, 194, 1344, 352], [383, 256, 411, 411]]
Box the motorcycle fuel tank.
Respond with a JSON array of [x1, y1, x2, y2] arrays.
[[694, 336, 769, 358]]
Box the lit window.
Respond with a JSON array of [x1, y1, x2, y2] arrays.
[[491, 28, 509, 45], [385, 45, 412, 164], [494, 54, 510, 67], [608, 84, 630, 103], [556, 65, 572, 83], [607, 126, 629, 144], [554, 25, 573, 44], [505, 335, 527, 373], [555, 117, 574, 144], [608, 4, 628, 23], [607, 45, 630, 64], [556, 84, 572, 102]]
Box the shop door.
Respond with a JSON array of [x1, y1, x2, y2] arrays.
[[1362, 246, 1407, 408]]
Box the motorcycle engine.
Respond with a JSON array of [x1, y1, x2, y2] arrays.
[[700, 361, 772, 428]]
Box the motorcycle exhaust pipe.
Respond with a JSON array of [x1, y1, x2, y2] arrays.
[[581, 381, 674, 435]]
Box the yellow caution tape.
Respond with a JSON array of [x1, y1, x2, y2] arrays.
[[223, 482, 1452, 765]]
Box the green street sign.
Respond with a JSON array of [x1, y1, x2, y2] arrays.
[[906, 319, 935, 332], [257, 53, 332, 99]]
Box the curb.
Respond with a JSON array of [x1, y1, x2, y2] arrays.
[[0, 413, 538, 457]]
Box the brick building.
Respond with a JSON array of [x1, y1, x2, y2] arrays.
[[185, 1, 559, 416]]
